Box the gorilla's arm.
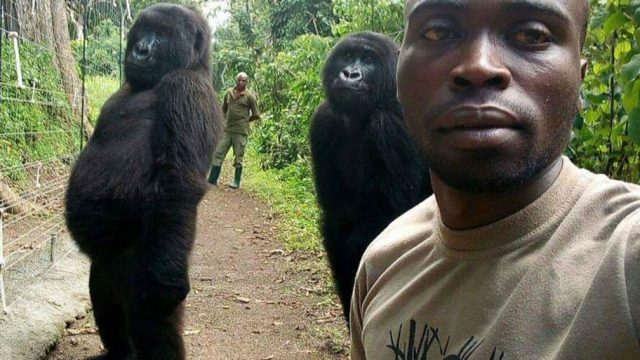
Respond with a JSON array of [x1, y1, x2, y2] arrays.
[[367, 109, 429, 212], [310, 102, 349, 216], [153, 70, 221, 191]]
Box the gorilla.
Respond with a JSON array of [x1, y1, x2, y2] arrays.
[[309, 32, 432, 321], [65, 4, 220, 359]]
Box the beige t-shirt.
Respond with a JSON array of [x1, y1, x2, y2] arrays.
[[350, 158, 640, 359]]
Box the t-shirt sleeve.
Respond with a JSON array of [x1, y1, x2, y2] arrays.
[[625, 215, 640, 342], [350, 262, 368, 360]]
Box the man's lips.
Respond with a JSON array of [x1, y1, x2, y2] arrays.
[[437, 105, 520, 131], [434, 105, 523, 150]]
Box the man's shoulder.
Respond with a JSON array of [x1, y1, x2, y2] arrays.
[[245, 89, 257, 100], [361, 196, 439, 271], [574, 164, 640, 216]]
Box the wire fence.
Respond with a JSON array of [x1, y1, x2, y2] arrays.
[[0, 0, 128, 314]]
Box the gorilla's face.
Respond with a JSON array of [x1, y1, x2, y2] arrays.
[[125, 4, 207, 90], [322, 33, 399, 116]]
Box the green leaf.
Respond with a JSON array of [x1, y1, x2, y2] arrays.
[[603, 12, 627, 35], [622, 54, 640, 82], [629, 108, 640, 144], [623, 80, 640, 112]]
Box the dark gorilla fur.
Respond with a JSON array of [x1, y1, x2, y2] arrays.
[[310, 32, 432, 321], [65, 4, 221, 359]]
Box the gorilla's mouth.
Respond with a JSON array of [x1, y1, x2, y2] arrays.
[[335, 85, 368, 93], [126, 62, 155, 72]]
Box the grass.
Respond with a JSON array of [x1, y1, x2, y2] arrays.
[[85, 75, 120, 123], [242, 147, 323, 251]]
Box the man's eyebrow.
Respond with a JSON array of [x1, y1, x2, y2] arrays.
[[406, 0, 464, 19], [501, 0, 572, 24]]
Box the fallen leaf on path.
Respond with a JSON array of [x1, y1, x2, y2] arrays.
[[65, 328, 98, 335], [183, 329, 201, 336], [268, 249, 285, 256], [235, 296, 251, 303]]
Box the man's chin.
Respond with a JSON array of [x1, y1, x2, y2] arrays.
[[427, 155, 550, 194]]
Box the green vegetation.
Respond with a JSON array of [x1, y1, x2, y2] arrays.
[[570, 1, 640, 181], [85, 75, 120, 123], [0, 39, 79, 186]]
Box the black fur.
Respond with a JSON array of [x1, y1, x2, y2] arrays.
[[309, 32, 432, 321], [65, 4, 221, 359]]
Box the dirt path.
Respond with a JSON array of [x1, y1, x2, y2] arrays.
[[47, 186, 349, 359]]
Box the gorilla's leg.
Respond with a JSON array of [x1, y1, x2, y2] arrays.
[[89, 261, 133, 359], [322, 217, 355, 321], [130, 301, 186, 360], [129, 208, 195, 359], [327, 245, 353, 320]]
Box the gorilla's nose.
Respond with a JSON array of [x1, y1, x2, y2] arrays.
[[340, 67, 362, 82], [132, 41, 153, 62]]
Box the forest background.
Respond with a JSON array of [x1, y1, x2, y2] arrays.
[[2, 0, 640, 253]]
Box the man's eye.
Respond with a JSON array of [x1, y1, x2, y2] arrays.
[[424, 27, 457, 41], [512, 29, 552, 46]]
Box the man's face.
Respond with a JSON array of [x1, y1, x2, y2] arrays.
[[236, 76, 248, 90], [398, 0, 587, 193]]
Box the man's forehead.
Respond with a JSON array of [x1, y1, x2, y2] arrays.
[[405, 0, 587, 19]]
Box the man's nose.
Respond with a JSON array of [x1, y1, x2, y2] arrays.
[[448, 34, 512, 92]]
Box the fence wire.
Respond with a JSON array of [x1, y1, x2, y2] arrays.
[[0, 0, 128, 313]]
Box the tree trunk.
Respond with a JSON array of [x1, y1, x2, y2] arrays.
[[50, 0, 93, 138]]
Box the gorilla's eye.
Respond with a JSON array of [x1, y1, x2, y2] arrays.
[[343, 52, 353, 61], [423, 26, 457, 41], [362, 55, 375, 64]]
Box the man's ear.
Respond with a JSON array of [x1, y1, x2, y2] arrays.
[[580, 59, 588, 81]]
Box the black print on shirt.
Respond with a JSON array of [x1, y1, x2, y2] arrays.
[[386, 319, 504, 360]]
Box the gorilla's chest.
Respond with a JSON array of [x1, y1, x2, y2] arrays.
[[335, 122, 382, 191]]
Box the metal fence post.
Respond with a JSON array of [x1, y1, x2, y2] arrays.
[[0, 208, 7, 314]]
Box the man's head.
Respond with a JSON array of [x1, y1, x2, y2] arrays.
[[236, 72, 249, 90], [398, 0, 589, 193]]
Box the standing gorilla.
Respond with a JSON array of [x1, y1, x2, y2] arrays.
[[310, 32, 432, 321], [65, 4, 220, 359]]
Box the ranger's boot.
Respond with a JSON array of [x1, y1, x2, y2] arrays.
[[229, 166, 243, 189], [208, 166, 221, 185]]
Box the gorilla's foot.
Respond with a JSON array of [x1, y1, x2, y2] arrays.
[[85, 351, 134, 360]]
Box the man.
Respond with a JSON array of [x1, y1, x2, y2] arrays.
[[208, 72, 260, 188], [350, 0, 640, 359]]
